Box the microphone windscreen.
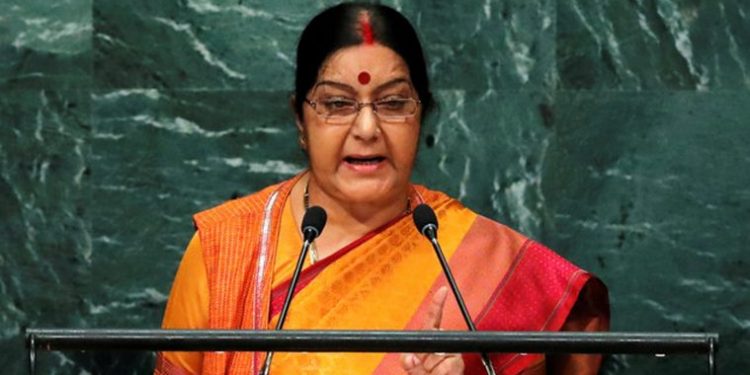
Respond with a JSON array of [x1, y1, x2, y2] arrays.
[[301, 205, 327, 237], [413, 203, 438, 233]]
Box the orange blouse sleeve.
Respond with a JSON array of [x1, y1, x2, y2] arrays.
[[158, 233, 209, 374]]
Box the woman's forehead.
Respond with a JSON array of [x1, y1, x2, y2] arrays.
[[312, 78, 414, 96], [317, 44, 410, 84]]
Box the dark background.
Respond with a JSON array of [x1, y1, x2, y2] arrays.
[[1, 0, 748, 373]]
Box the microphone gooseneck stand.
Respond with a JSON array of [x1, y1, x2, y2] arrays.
[[413, 204, 498, 375], [259, 206, 327, 375]]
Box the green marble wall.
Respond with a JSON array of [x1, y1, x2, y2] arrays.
[[1, 0, 748, 373]]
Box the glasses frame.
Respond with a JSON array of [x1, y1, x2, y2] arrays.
[[304, 97, 422, 124]]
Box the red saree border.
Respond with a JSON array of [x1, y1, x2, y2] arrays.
[[473, 241, 593, 374], [475, 239, 533, 322], [461, 223, 592, 334]]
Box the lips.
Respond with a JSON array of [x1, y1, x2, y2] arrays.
[[343, 155, 386, 173], [344, 156, 386, 165]]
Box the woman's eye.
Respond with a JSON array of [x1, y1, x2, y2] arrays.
[[323, 99, 355, 110], [378, 99, 407, 110]]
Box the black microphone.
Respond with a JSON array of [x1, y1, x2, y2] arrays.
[[413, 203, 439, 239], [260, 206, 327, 375], [301, 205, 327, 243], [412, 204, 497, 375]]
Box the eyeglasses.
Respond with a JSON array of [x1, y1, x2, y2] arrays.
[[304, 97, 421, 124]]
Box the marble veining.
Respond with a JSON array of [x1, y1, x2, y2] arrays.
[[1, 0, 749, 374]]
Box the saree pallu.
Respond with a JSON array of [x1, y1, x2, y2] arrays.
[[155, 175, 609, 375]]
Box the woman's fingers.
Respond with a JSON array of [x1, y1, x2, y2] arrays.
[[415, 286, 450, 364], [402, 352, 465, 375], [400, 287, 466, 374], [421, 352, 453, 372], [401, 353, 425, 375], [423, 286, 449, 330]]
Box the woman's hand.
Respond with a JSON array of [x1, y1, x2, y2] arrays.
[[400, 287, 465, 375]]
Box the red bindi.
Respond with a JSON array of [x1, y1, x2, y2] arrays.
[[358, 71, 371, 85]]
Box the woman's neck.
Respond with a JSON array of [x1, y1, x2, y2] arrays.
[[289, 173, 411, 259]]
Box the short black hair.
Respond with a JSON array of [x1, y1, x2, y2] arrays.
[[294, 2, 433, 120]]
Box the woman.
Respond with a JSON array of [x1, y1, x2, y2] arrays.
[[155, 3, 609, 375]]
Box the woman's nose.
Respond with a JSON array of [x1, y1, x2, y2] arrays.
[[350, 105, 380, 141]]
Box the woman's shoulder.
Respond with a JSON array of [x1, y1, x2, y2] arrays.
[[416, 184, 591, 272], [193, 180, 290, 229]]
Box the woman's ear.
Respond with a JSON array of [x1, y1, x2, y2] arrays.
[[290, 94, 304, 132], [290, 95, 307, 150]]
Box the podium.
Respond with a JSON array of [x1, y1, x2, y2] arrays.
[[26, 329, 718, 374]]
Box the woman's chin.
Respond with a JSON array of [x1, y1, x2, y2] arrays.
[[337, 184, 404, 207]]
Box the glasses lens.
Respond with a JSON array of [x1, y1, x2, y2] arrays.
[[323, 114, 355, 124], [320, 98, 357, 116], [308, 96, 419, 124], [375, 98, 417, 122]]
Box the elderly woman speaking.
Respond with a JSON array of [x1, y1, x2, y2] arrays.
[[154, 3, 609, 375]]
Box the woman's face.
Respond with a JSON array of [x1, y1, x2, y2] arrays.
[[299, 44, 421, 208]]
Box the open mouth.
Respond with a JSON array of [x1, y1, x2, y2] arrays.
[[344, 156, 386, 165]]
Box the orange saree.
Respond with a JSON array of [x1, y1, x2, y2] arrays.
[[155, 175, 609, 375]]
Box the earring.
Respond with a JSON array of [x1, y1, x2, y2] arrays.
[[298, 134, 307, 150]]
